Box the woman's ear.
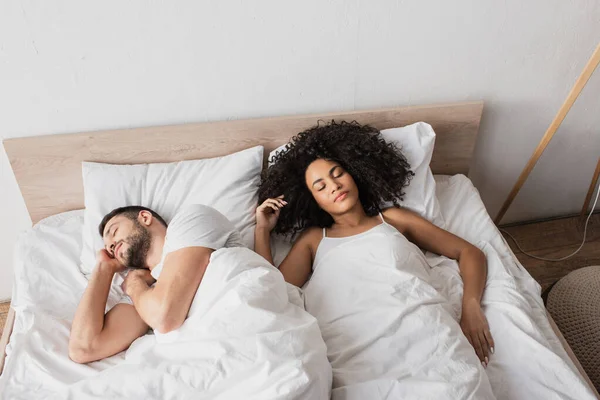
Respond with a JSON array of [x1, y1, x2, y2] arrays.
[[138, 210, 153, 226]]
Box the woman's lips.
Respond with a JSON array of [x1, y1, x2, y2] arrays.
[[335, 192, 348, 202]]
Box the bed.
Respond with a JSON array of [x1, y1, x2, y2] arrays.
[[0, 101, 597, 399]]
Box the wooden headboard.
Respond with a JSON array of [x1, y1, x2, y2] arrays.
[[4, 101, 484, 224]]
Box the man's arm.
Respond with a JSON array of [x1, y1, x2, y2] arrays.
[[124, 247, 212, 334], [69, 253, 149, 364]]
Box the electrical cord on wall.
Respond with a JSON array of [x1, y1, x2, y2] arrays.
[[500, 179, 600, 262]]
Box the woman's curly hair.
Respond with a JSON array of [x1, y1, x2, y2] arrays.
[[258, 120, 415, 237]]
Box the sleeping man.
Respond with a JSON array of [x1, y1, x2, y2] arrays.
[[68, 204, 244, 363], [67, 204, 331, 400]]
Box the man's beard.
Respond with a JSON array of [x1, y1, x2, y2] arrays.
[[122, 220, 152, 269]]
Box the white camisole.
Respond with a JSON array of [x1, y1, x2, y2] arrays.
[[313, 213, 396, 267]]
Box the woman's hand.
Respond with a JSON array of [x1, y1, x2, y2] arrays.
[[256, 195, 287, 232], [460, 298, 495, 368]]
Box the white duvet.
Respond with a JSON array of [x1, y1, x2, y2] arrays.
[[304, 221, 495, 400], [2, 174, 597, 400], [277, 175, 598, 400], [1, 214, 331, 399]]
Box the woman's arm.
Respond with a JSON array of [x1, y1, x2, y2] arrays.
[[277, 229, 318, 288], [253, 196, 315, 287], [255, 226, 275, 265], [383, 207, 494, 366], [256, 225, 315, 287]]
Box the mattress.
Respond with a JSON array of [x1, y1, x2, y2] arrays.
[[0, 174, 596, 399]]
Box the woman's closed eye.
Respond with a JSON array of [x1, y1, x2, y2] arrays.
[[331, 166, 345, 179], [316, 169, 344, 191]]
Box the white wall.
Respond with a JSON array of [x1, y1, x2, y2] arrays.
[[1, 0, 599, 300]]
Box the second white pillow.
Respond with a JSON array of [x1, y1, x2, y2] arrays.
[[379, 122, 444, 227], [80, 146, 263, 275]]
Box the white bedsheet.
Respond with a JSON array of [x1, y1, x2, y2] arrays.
[[0, 212, 331, 399]]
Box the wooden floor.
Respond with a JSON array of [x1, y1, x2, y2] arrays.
[[0, 214, 598, 338], [501, 213, 600, 292]]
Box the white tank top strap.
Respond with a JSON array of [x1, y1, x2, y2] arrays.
[[323, 227, 327, 238], [378, 212, 386, 224]]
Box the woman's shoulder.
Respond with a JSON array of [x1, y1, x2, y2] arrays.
[[293, 226, 323, 250], [382, 205, 423, 218], [382, 206, 418, 234], [298, 226, 322, 241], [382, 206, 408, 219]]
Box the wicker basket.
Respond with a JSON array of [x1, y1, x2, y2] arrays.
[[547, 265, 600, 393]]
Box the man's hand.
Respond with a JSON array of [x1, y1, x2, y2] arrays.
[[122, 269, 155, 297], [96, 249, 125, 275], [460, 298, 495, 368], [70, 250, 148, 364]]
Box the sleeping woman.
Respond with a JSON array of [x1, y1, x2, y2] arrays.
[[254, 121, 496, 399]]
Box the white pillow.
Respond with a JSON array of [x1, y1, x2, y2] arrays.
[[80, 146, 263, 274], [269, 122, 444, 226], [379, 122, 444, 227]]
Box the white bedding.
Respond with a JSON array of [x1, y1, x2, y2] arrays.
[[275, 174, 596, 399], [0, 213, 331, 399], [1, 175, 596, 400], [429, 175, 596, 400], [303, 218, 495, 399]]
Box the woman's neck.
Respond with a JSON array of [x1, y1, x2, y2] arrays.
[[331, 204, 370, 228]]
